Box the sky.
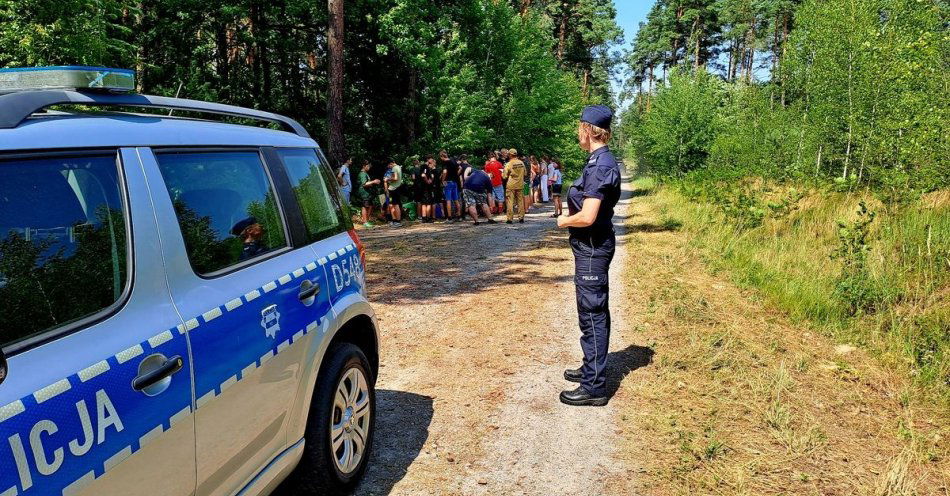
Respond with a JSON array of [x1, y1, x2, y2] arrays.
[[611, 1, 652, 108]]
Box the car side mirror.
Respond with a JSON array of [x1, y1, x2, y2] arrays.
[[0, 350, 7, 385]]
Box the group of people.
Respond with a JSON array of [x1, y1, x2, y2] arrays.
[[336, 104, 623, 408], [337, 103, 623, 409], [336, 149, 564, 227]]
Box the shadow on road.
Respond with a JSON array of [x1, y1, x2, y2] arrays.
[[270, 390, 432, 496], [354, 390, 434, 495], [606, 344, 655, 398], [361, 207, 575, 305]]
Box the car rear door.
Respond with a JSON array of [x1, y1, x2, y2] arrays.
[[273, 148, 365, 310], [0, 149, 196, 496], [139, 147, 333, 496]]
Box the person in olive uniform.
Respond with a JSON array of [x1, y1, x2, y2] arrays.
[[502, 148, 526, 224], [556, 105, 621, 406]]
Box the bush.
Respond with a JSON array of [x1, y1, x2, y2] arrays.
[[831, 202, 885, 316], [635, 69, 722, 177]]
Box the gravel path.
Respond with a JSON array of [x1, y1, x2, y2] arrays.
[[353, 173, 641, 495]]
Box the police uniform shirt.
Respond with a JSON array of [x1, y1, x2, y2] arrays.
[[567, 146, 621, 238]]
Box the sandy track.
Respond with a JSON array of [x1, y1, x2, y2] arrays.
[[285, 168, 946, 495], [354, 175, 640, 495]]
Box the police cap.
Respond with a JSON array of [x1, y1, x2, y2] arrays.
[[581, 105, 613, 130]]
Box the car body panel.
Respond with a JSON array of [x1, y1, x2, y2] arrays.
[[0, 148, 197, 496], [136, 147, 337, 496]]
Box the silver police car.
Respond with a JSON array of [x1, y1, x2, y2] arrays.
[[0, 66, 379, 495]]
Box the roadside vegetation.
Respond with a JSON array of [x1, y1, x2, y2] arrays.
[[615, 177, 948, 496], [619, 0, 949, 411], [651, 180, 949, 406]]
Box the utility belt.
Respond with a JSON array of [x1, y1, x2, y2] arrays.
[[568, 228, 615, 248]]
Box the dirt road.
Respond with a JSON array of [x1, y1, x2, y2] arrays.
[[352, 172, 948, 495], [353, 176, 639, 495]]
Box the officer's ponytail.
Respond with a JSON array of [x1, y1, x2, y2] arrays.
[[580, 122, 612, 144]]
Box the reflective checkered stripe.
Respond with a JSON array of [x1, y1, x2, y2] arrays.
[[0, 323, 191, 496], [323, 241, 365, 306], [0, 247, 355, 496]]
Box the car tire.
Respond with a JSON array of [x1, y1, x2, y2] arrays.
[[286, 342, 376, 493]]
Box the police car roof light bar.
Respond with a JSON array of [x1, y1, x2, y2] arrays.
[[0, 66, 137, 92], [0, 89, 311, 138]]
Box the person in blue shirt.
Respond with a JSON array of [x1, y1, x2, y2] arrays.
[[462, 166, 498, 226], [556, 104, 622, 406]]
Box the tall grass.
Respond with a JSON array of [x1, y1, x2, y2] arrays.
[[649, 178, 949, 406]]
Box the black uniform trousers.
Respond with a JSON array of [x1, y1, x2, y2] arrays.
[[570, 232, 615, 397]]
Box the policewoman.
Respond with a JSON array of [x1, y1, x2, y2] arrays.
[[556, 105, 621, 406]]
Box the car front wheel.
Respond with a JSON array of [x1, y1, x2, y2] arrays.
[[287, 342, 376, 493]]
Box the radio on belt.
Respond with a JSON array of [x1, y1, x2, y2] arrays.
[[0, 66, 135, 93]]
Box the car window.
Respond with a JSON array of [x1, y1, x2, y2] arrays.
[[278, 149, 345, 242], [155, 151, 288, 275], [0, 154, 128, 347]]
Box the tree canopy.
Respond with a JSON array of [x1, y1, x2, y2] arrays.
[[0, 0, 624, 175], [620, 0, 949, 192]]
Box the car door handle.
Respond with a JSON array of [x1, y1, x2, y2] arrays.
[[132, 355, 184, 392], [298, 282, 320, 301]]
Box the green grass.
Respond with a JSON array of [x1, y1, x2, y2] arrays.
[[643, 177, 949, 407]]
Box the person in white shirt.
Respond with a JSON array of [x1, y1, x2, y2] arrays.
[[539, 156, 549, 203], [549, 160, 563, 218]]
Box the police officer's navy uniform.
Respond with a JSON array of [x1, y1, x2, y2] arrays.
[[566, 145, 621, 399]]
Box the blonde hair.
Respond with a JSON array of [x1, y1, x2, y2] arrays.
[[580, 121, 612, 143]]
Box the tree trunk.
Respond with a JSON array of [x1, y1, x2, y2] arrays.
[[844, 14, 855, 180], [772, 16, 780, 76], [249, 5, 261, 103], [745, 21, 756, 83], [727, 39, 733, 82], [556, 7, 568, 63], [671, 6, 684, 67], [694, 34, 700, 71], [647, 64, 654, 112], [407, 67, 418, 144], [638, 78, 645, 112], [260, 5, 272, 109], [327, 0, 346, 164], [215, 23, 229, 97], [692, 17, 701, 71], [730, 38, 741, 81], [781, 15, 789, 105]]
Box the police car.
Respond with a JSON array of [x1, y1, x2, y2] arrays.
[[0, 66, 379, 495]]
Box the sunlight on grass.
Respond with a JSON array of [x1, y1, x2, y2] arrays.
[[653, 181, 949, 406]]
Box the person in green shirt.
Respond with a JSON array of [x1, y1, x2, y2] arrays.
[[357, 160, 381, 228]]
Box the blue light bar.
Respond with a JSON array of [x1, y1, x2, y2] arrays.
[[0, 66, 135, 93]]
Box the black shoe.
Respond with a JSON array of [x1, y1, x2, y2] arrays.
[[563, 368, 582, 383], [519, 218, 525, 223], [487, 219, 497, 224], [506, 220, 512, 224], [559, 386, 608, 406]]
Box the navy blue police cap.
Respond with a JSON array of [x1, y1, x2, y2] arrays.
[[231, 217, 258, 236], [581, 104, 613, 130]]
